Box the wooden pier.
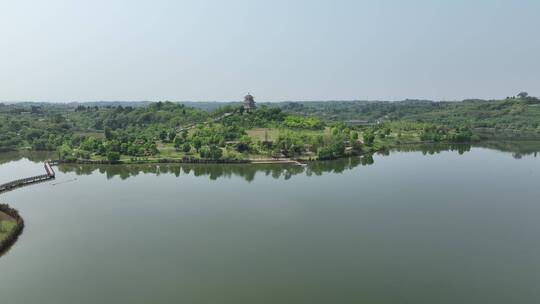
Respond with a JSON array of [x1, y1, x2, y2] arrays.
[[0, 162, 55, 194]]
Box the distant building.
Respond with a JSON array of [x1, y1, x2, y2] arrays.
[[243, 93, 256, 111]]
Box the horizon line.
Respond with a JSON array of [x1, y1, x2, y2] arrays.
[[1, 96, 523, 104]]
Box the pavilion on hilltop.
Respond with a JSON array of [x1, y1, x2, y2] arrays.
[[243, 93, 256, 111]]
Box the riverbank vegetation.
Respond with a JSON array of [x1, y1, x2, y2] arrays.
[[1, 93, 538, 163], [0, 212, 16, 241], [0, 204, 24, 255]]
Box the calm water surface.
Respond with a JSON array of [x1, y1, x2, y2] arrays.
[[1, 145, 540, 304]]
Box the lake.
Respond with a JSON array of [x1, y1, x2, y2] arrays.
[[1, 143, 540, 304]]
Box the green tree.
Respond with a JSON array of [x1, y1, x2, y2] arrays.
[[174, 137, 184, 150], [193, 137, 202, 152], [168, 130, 176, 142], [350, 131, 359, 142], [182, 142, 191, 153], [159, 130, 168, 141], [58, 144, 75, 161], [236, 135, 252, 152], [106, 151, 121, 162], [104, 127, 113, 140], [200, 145, 222, 160], [363, 132, 375, 146]]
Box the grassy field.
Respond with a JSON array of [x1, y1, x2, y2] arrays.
[[0, 212, 16, 242], [155, 142, 188, 159], [246, 127, 332, 141], [246, 128, 280, 141]]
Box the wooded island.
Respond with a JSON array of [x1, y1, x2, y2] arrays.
[[1, 93, 539, 164]]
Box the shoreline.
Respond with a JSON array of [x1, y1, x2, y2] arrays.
[[0, 163, 54, 258], [15, 140, 476, 166], [53, 140, 475, 166], [55, 157, 313, 166], [0, 204, 25, 257], [0, 139, 498, 168]]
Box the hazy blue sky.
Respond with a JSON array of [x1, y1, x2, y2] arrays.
[[0, 0, 538, 102]]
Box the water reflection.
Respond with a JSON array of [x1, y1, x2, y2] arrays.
[[391, 143, 472, 155], [0, 151, 56, 165], [1, 141, 539, 182], [58, 156, 371, 182], [475, 141, 540, 159]]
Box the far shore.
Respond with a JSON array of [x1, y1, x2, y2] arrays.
[[54, 157, 314, 166], [5, 140, 476, 167], [50, 139, 484, 166]]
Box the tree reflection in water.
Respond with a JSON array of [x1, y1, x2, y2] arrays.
[[0, 151, 56, 166], [54, 145, 465, 182], [2, 141, 539, 182], [57, 158, 371, 182]]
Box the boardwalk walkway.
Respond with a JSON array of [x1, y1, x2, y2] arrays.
[[0, 162, 55, 194]]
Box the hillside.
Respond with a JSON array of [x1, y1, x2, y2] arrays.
[[1, 94, 539, 163]]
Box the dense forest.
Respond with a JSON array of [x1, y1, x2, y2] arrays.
[[0, 93, 538, 163], [277, 94, 540, 132]]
